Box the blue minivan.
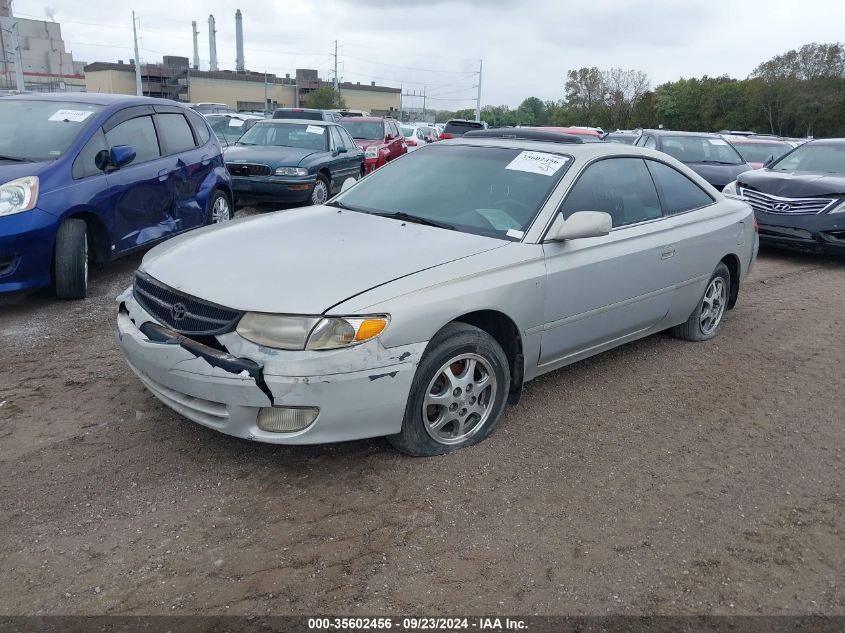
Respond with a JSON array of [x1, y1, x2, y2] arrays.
[[0, 93, 233, 299]]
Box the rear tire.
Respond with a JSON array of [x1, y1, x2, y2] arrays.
[[54, 219, 88, 300], [388, 323, 510, 457], [207, 190, 233, 224], [672, 262, 730, 342]]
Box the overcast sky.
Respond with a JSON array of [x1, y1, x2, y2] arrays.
[[12, 0, 845, 109]]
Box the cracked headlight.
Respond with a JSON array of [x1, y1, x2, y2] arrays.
[[236, 313, 389, 350], [274, 167, 309, 177], [0, 176, 39, 217]]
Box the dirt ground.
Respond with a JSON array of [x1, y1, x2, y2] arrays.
[[1, 240, 843, 616]]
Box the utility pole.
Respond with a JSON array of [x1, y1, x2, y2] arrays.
[[332, 40, 338, 93], [475, 59, 483, 122], [132, 11, 142, 96], [263, 71, 268, 116], [399, 83, 403, 122], [11, 21, 24, 92], [422, 85, 427, 122]]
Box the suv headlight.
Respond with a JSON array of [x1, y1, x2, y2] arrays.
[[236, 313, 389, 350], [828, 200, 845, 214], [0, 176, 39, 217], [365, 146, 380, 159], [722, 181, 741, 198], [275, 167, 309, 177]]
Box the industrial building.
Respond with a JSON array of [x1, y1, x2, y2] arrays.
[[84, 10, 401, 115], [0, 1, 86, 92]]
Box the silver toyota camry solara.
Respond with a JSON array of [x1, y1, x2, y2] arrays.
[[116, 133, 758, 456]]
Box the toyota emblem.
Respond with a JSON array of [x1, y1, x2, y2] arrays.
[[773, 203, 792, 211], [171, 302, 187, 321]]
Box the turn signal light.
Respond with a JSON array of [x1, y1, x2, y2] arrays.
[[355, 318, 387, 341]]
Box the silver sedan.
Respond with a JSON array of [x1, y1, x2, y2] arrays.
[[116, 135, 758, 456]]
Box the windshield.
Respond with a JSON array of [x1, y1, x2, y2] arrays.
[[237, 122, 328, 151], [0, 100, 102, 162], [660, 136, 745, 165], [733, 142, 791, 164], [770, 143, 845, 174], [400, 126, 415, 138], [340, 120, 384, 140], [605, 135, 636, 145], [335, 144, 571, 240], [207, 116, 248, 140]]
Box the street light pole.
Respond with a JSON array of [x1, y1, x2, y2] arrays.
[[132, 11, 142, 97]]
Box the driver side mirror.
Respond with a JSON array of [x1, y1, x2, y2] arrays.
[[544, 211, 612, 242], [762, 154, 775, 168], [95, 145, 136, 172], [385, 133, 394, 141], [335, 146, 348, 154]]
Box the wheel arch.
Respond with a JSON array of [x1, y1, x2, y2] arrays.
[[720, 253, 741, 309], [448, 309, 525, 405], [64, 210, 111, 264]]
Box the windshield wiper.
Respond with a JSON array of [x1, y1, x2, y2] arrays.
[[371, 211, 455, 231], [0, 155, 32, 162], [695, 160, 738, 165]]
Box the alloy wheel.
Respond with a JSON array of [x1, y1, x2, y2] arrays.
[[700, 277, 727, 335], [211, 196, 231, 223], [422, 353, 498, 445]]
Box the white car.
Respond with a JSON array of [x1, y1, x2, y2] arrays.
[[400, 124, 438, 151]]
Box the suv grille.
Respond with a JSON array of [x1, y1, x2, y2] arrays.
[[226, 162, 272, 177], [133, 272, 242, 336], [740, 188, 836, 215]]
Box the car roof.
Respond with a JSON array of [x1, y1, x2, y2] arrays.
[[721, 134, 790, 145], [806, 138, 845, 146], [255, 118, 335, 126], [642, 129, 723, 138], [443, 136, 667, 159], [340, 116, 384, 122], [1, 91, 177, 107]]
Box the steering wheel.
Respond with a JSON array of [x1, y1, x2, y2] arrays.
[[492, 198, 534, 217]]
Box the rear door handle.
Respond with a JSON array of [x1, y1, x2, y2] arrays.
[[201, 154, 211, 166], [158, 168, 170, 182], [660, 245, 676, 259]]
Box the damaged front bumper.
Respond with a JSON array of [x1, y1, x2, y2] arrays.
[[115, 289, 426, 444]]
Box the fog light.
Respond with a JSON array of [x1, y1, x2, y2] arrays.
[[257, 406, 319, 432]]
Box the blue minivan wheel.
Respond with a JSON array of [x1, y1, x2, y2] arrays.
[[54, 219, 88, 300], [208, 190, 233, 224]]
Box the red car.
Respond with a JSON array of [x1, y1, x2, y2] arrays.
[[339, 116, 406, 172]]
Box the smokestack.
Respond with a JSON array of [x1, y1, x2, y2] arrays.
[[235, 9, 245, 73], [191, 21, 200, 70], [208, 14, 218, 71]]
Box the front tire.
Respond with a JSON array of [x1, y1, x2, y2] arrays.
[[54, 219, 88, 300], [672, 262, 730, 342], [311, 175, 330, 205], [389, 323, 511, 456]]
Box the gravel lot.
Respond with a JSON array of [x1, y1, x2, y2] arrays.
[[1, 229, 843, 616]]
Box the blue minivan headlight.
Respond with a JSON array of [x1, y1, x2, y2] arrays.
[[0, 176, 39, 217]]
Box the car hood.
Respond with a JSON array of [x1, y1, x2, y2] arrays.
[[223, 145, 320, 168], [684, 162, 752, 188], [0, 160, 54, 184], [353, 139, 384, 150], [140, 205, 506, 314], [737, 168, 845, 197]]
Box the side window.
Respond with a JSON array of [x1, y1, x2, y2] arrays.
[[560, 158, 662, 228], [643, 135, 657, 149], [185, 110, 211, 146], [329, 126, 343, 151], [72, 128, 108, 179], [340, 128, 357, 151], [157, 113, 196, 154], [646, 160, 714, 215], [105, 116, 161, 164]]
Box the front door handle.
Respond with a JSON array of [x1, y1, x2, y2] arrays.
[[201, 154, 211, 166], [660, 245, 676, 259], [158, 168, 170, 182]]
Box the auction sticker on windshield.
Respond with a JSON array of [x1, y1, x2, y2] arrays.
[[48, 109, 94, 123], [505, 151, 569, 176]]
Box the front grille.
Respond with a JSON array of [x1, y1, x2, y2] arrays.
[[133, 272, 242, 336], [225, 162, 272, 177], [740, 187, 836, 215]]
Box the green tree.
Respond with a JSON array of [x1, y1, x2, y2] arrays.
[[306, 87, 347, 110], [564, 67, 607, 125]]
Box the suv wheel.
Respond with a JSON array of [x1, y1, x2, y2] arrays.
[[207, 190, 232, 224]]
